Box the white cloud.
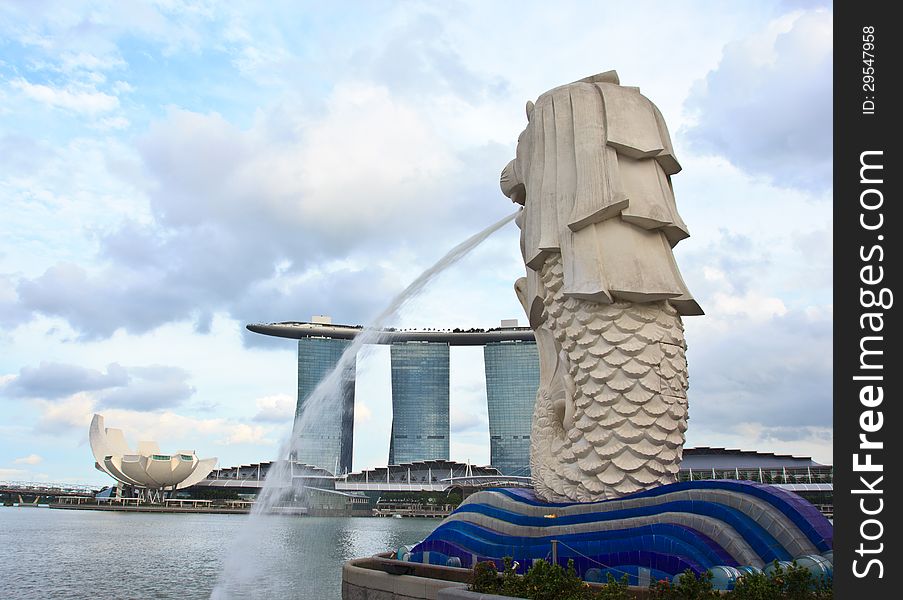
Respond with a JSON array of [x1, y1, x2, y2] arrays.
[[683, 9, 832, 190], [450, 405, 486, 433], [11, 78, 120, 114], [3, 360, 195, 410], [0, 468, 27, 478], [294, 82, 460, 229], [450, 437, 490, 466], [95, 116, 130, 130], [688, 422, 833, 465], [355, 402, 373, 423], [0, 1, 834, 482], [57, 51, 126, 74], [711, 291, 788, 320], [34, 393, 96, 433], [7, 82, 513, 340], [14, 454, 43, 465], [30, 390, 282, 451], [702, 267, 727, 282], [221, 423, 274, 446], [112, 80, 134, 94], [252, 394, 295, 423]]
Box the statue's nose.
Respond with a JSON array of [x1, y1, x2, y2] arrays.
[[500, 159, 525, 204], [500, 159, 516, 193]]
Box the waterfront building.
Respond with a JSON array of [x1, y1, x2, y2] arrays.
[[678, 447, 833, 515], [89, 414, 217, 502], [248, 318, 537, 473], [483, 340, 539, 475], [194, 450, 833, 517], [389, 342, 450, 464], [198, 459, 513, 496], [245, 318, 833, 515], [293, 334, 355, 475]]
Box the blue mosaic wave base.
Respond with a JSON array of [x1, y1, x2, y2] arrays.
[[405, 481, 833, 586]]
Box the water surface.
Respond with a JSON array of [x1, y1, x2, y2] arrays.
[[0, 507, 438, 599]]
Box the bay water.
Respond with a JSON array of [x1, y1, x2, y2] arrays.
[[0, 507, 438, 599]]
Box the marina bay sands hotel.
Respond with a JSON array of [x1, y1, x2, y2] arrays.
[[247, 316, 539, 477]]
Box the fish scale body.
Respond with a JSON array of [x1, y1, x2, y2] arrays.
[[530, 254, 689, 502]]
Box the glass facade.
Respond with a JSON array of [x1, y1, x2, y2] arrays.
[[293, 337, 355, 475], [388, 342, 450, 464], [483, 341, 539, 476]]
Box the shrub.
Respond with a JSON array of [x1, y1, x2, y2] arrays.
[[649, 570, 719, 600], [595, 573, 630, 600], [470, 561, 501, 594], [469, 558, 629, 599], [731, 561, 832, 600], [650, 563, 833, 600], [731, 571, 781, 600], [470, 558, 835, 599]]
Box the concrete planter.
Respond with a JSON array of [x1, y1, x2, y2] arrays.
[[341, 555, 658, 600], [437, 589, 518, 600], [342, 556, 469, 600]]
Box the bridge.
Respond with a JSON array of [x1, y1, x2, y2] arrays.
[[1, 481, 100, 504]]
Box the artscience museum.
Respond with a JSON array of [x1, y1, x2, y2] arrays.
[[89, 414, 217, 501]]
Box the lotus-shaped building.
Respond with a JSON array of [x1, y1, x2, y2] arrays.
[[89, 414, 217, 492]]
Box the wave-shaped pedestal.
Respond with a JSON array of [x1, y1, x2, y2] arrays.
[[403, 481, 833, 586]]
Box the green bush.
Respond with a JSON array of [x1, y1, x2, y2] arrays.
[[649, 570, 719, 599], [469, 559, 833, 599], [732, 562, 832, 600], [650, 563, 833, 600], [469, 558, 629, 599], [595, 573, 631, 600], [471, 561, 501, 594]]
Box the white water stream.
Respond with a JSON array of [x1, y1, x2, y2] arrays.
[[212, 210, 517, 597]]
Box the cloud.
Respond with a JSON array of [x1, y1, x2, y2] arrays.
[[350, 11, 507, 102], [355, 402, 373, 423], [99, 365, 196, 410], [0, 468, 27, 478], [252, 394, 295, 423], [16, 262, 199, 340], [94, 116, 130, 130], [56, 51, 126, 74], [2, 361, 195, 410], [8, 86, 515, 340], [14, 454, 43, 465], [687, 307, 832, 434], [33, 393, 96, 433], [28, 390, 282, 448], [688, 422, 833, 465], [778, 0, 832, 9], [1, 273, 33, 328], [682, 9, 832, 190], [710, 290, 787, 320], [0, 1, 835, 479], [221, 423, 274, 446], [669, 209, 832, 458], [3, 361, 129, 399], [450, 405, 486, 433], [450, 436, 490, 466], [11, 78, 120, 113]]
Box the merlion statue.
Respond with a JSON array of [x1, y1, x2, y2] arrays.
[[500, 71, 703, 502]]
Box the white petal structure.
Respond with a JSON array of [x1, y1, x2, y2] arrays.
[[90, 414, 217, 490]]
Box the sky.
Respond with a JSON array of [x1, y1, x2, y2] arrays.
[[0, 0, 833, 486]]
